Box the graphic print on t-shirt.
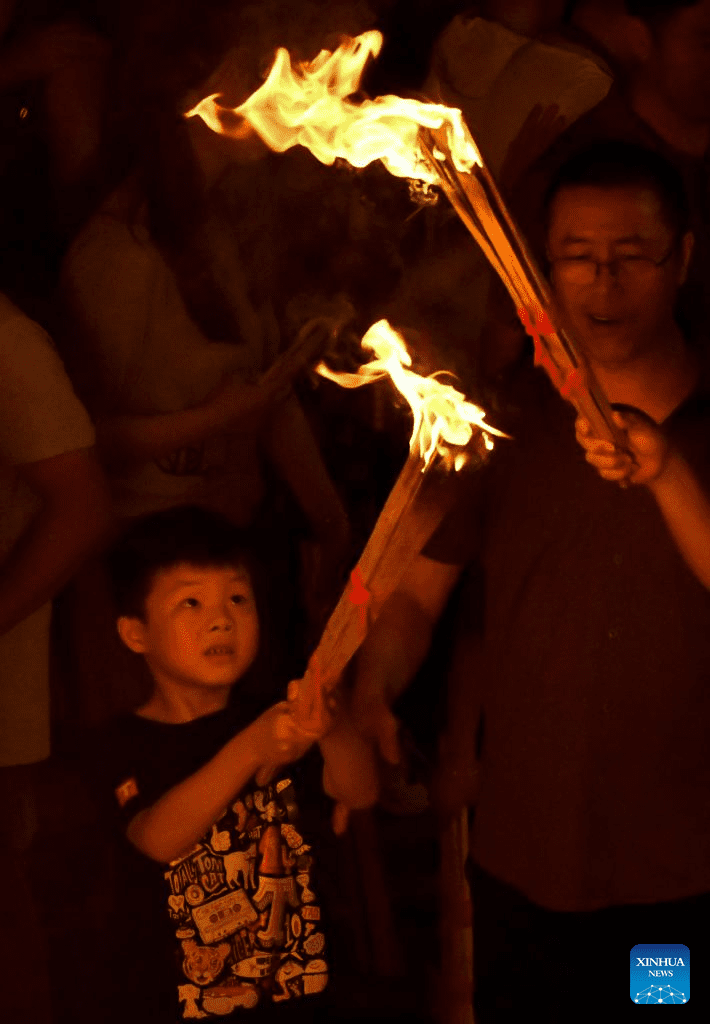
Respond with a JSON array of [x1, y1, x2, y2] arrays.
[[163, 776, 327, 1018]]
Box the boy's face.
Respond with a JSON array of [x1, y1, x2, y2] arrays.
[[119, 562, 259, 697]]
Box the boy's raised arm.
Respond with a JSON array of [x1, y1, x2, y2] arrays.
[[125, 704, 312, 863]]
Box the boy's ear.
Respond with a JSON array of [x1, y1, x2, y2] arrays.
[[117, 615, 148, 654]]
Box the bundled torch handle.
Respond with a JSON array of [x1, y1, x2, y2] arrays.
[[419, 127, 627, 449]]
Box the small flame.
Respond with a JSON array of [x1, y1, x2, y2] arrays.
[[186, 30, 481, 183], [317, 320, 505, 468]]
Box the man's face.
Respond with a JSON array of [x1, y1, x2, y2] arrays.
[[123, 563, 260, 696], [648, 0, 710, 122], [547, 184, 687, 368]]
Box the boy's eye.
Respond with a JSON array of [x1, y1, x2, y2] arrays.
[[182, 597, 199, 608], [230, 593, 248, 605]]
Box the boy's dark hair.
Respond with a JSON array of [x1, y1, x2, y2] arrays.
[[543, 140, 690, 238], [108, 505, 259, 620]]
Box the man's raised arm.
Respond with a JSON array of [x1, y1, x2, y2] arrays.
[[578, 410, 710, 591], [351, 553, 462, 763]]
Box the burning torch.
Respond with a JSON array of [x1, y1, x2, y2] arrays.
[[186, 28, 626, 449]]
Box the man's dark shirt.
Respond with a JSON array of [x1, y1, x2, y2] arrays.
[[425, 364, 710, 911]]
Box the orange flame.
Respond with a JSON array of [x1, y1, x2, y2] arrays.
[[186, 37, 501, 467], [186, 30, 481, 184], [317, 320, 505, 469]]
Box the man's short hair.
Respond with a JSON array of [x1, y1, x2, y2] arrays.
[[108, 505, 257, 619], [543, 140, 690, 238]]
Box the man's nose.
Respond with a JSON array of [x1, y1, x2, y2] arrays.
[[589, 262, 623, 298], [594, 261, 623, 285]]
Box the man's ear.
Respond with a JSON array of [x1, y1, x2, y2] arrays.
[[679, 230, 694, 285], [117, 616, 148, 654]]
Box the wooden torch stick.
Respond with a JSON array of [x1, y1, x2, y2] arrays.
[[260, 430, 488, 795], [302, 440, 482, 698], [284, 428, 489, 746]]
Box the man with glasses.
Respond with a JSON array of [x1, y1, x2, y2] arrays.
[[544, 141, 696, 407], [352, 142, 710, 1021], [502, 0, 710, 353]]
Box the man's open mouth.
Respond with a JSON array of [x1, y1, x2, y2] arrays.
[[588, 314, 621, 325], [204, 645, 235, 656]]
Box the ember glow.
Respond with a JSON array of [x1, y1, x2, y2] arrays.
[[317, 320, 504, 469], [186, 30, 481, 184]]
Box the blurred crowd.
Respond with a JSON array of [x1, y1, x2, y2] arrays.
[[1, 0, 709, 1021]]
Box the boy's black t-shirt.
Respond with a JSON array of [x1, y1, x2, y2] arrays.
[[92, 696, 334, 1024]]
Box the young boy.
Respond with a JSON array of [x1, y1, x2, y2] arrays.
[[95, 505, 377, 1024]]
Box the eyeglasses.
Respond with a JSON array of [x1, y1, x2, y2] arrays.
[[550, 245, 676, 286]]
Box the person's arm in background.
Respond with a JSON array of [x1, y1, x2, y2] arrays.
[[0, 446, 111, 636], [578, 409, 710, 589], [95, 373, 293, 469], [351, 554, 462, 763], [0, 303, 113, 636], [60, 224, 296, 470]]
